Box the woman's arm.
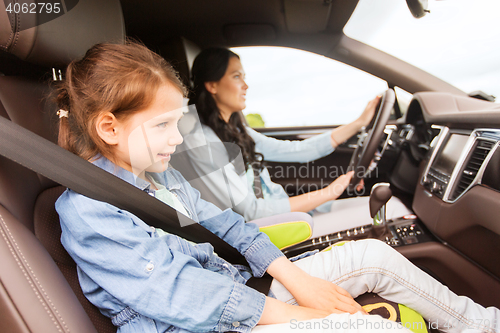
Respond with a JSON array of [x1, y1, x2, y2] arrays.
[[289, 171, 353, 213], [180, 126, 291, 221], [286, 97, 380, 212], [248, 96, 381, 163], [247, 126, 334, 163]]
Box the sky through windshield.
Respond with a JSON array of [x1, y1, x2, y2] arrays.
[[344, 0, 500, 100]]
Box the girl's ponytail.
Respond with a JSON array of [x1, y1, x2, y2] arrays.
[[57, 110, 70, 150], [54, 62, 75, 153]]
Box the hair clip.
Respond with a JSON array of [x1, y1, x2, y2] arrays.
[[57, 109, 69, 118]]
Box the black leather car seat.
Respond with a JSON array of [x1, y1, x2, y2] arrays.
[[0, 0, 124, 332]]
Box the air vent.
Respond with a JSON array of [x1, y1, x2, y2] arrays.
[[451, 139, 494, 200]]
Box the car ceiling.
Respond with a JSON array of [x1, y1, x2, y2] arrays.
[[0, 0, 463, 95], [120, 0, 359, 52], [119, 0, 465, 95]]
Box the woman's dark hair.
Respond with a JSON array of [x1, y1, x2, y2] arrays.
[[189, 47, 264, 171], [55, 41, 186, 162]]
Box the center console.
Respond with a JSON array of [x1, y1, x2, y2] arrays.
[[282, 215, 434, 258], [283, 126, 500, 258], [422, 129, 469, 199], [421, 127, 499, 203]]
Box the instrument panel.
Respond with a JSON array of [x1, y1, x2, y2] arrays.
[[421, 127, 500, 203]]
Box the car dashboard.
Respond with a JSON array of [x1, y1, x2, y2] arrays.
[[421, 127, 499, 203], [283, 91, 500, 308], [405, 93, 500, 284]]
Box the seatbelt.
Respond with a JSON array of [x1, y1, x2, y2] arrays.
[[253, 167, 264, 199], [0, 116, 273, 293]]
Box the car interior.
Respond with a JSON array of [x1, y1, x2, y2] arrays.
[[1, 0, 499, 332]]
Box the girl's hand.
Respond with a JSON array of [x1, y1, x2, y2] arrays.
[[258, 297, 334, 325], [266, 257, 367, 322], [356, 95, 381, 128], [292, 275, 367, 315]]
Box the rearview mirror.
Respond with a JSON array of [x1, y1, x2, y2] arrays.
[[406, 0, 429, 18]]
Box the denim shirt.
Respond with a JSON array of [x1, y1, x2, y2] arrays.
[[178, 124, 334, 221], [56, 156, 284, 333]]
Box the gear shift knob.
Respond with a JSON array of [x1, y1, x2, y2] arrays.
[[369, 183, 392, 223]]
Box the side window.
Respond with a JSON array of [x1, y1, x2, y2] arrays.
[[231, 46, 388, 128]]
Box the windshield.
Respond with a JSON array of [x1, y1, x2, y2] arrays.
[[344, 0, 500, 101]]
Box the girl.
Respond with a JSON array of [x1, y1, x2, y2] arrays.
[[185, 48, 411, 237], [55, 41, 498, 333]]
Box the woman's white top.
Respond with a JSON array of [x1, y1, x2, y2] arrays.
[[173, 122, 334, 221]]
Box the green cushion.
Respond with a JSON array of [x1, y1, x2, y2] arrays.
[[259, 221, 312, 250], [399, 304, 428, 333]]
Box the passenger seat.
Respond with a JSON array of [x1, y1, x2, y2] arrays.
[[0, 0, 124, 332]]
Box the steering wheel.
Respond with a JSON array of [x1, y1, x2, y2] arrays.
[[347, 88, 395, 191]]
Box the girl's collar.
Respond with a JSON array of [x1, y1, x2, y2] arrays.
[[91, 154, 182, 192], [91, 155, 150, 191]]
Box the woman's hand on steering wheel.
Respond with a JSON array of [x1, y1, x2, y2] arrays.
[[356, 95, 382, 128], [348, 89, 396, 191]]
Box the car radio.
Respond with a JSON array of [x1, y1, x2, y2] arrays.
[[423, 168, 449, 198], [422, 131, 470, 199]]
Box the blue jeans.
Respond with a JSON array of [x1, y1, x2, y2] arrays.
[[255, 239, 499, 333]]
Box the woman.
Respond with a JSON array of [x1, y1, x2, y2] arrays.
[[184, 48, 410, 236]]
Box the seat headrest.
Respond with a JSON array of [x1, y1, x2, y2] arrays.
[[0, 0, 125, 68]]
